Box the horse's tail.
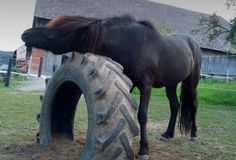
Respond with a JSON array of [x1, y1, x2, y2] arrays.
[[179, 75, 198, 135], [179, 35, 201, 135]]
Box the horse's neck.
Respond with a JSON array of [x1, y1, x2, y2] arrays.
[[82, 23, 100, 53]]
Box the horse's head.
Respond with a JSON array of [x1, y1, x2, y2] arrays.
[[21, 16, 98, 54], [22, 27, 61, 53]]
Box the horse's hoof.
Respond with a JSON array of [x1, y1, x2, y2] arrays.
[[159, 136, 169, 142], [138, 154, 149, 160], [191, 137, 198, 142]]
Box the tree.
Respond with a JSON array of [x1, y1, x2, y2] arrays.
[[225, 0, 236, 9], [194, 0, 236, 53], [198, 14, 235, 43]]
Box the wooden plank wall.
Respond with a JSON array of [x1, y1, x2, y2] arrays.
[[201, 55, 236, 76]]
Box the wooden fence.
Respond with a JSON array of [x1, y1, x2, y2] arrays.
[[201, 55, 236, 77]]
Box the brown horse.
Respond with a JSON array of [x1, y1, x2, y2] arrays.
[[22, 15, 202, 159]]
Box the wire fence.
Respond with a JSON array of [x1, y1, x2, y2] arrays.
[[0, 54, 66, 87], [200, 73, 236, 83], [0, 56, 43, 87]]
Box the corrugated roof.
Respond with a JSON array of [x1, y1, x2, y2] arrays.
[[34, 0, 230, 52]]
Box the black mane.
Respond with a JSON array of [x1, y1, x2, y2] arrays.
[[101, 15, 136, 27], [100, 15, 157, 34]]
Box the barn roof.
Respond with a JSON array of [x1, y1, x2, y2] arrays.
[[34, 0, 230, 52]]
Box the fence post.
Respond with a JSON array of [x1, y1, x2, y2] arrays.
[[38, 57, 43, 77], [53, 65, 58, 73], [226, 70, 229, 83], [28, 55, 32, 74], [61, 55, 69, 64], [5, 58, 12, 87]]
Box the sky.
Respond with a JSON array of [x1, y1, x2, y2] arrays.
[[0, 0, 235, 51], [150, 0, 235, 21], [0, 0, 36, 52]]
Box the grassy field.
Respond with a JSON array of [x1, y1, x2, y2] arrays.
[[0, 77, 236, 160]]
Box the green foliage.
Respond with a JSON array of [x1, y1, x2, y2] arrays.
[[153, 17, 173, 34], [197, 13, 232, 41], [158, 25, 173, 34], [225, 0, 236, 9], [227, 18, 236, 45], [193, 0, 236, 53]]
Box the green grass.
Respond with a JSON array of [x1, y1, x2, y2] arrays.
[[198, 80, 236, 106], [132, 79, 236, 106], [131, 79, 236, 159], [0, 79, 236, 159], [0, 77, 39, 143]]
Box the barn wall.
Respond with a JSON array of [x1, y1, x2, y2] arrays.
[[201, 48, 236, 76], [42, 51, 62, 75], [29, 48, 45, 75], [29, 48, 62, 76]]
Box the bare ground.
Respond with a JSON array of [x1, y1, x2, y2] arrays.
[[0, 121, 197, 160], [0, 137, 84, 160], [18, 76, 46, 92]]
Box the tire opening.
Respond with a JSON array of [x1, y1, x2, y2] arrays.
[[50, 81, 82, 139], [74, 94, 88, 145]]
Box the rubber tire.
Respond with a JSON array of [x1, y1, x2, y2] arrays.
[[39, 53, 139, 160]]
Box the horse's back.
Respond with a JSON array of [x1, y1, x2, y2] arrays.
[[169, 34, 202, 72], [167, 33, 201, 58], [154, 33, 201, 87]]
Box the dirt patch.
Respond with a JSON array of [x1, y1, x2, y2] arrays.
[[0, 121, 190, 160], [0, 135, 86, 160]]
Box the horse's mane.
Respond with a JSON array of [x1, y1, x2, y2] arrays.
[[46, 15, 100, 33], [102, 15, 136, 27], [138, 21, 155, 29], [45, 15, 157, 52], [103, 15, 157, 32], [46, 15, 156, 33]]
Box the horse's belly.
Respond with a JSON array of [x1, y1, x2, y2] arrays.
[[154, 63, 192, 87], [153, 75, 185, 88]]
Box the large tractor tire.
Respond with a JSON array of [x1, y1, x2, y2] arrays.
[[39, 53, 139, 160]]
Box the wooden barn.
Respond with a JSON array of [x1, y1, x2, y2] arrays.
[[29, 0, 235, 76]]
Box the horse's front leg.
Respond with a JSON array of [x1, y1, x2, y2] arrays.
[[138, 84, 152, 160]]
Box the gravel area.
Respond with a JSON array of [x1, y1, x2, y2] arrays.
[[19, 76, 47, 92]]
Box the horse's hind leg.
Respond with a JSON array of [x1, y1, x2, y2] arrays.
[[160, 84, 180, 141], [189, 77, 199, 141], [180, 70, 200, 141]]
